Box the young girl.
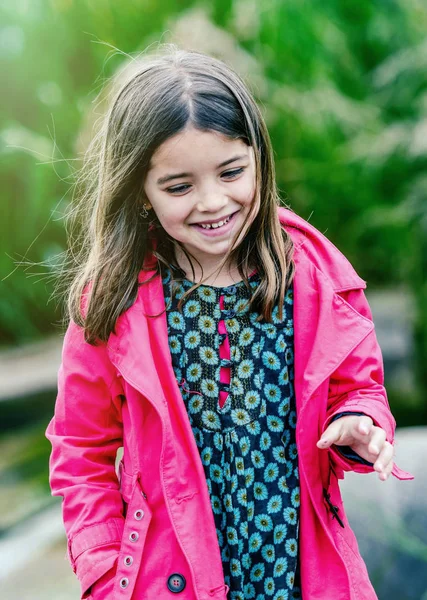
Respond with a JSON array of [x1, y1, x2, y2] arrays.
[[46, 45, 412, 600]]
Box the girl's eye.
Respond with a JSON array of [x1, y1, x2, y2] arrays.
[[166, 168, 245, 195], [221, 167, 244, 179], [167, 184, 191, 195]]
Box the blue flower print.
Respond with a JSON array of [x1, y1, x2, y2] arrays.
[[227, 526, 239, 546], [285, 538, 297, 557], [186, 362, 201, 382], [239, 436, 251, 456], [183, 300, 200, 319], [231, 377, 244, 395], [275, 334, 287, 354], [247, 501, 255, 522], [202, 409, 221, 429], [238, 359, 254, 379], [278, 399, 290, 418], [250, 563, 265, 582], [278, 366, 289, 385], [184, 330, 200, 349], [198, 314, 215, 334], [198, 286, 216, 303], [289, 411, 297, 428], [255, 514, 273, 533], [233, 506, 241, 525], [286, 572, 294, 588], [188, 395, 204, 414], [253, 482, 268, 501], [285, 288, 293, 304], [283, 507, 297, 526], [224, 494, 233, 512], [239, 521, 249, 538], [169, 335, 182, 354], [230, 474, 238, 494], [284, 321, 293, 336], [242, 552, 252, 569], [239, 327, 255, 346], [261, 544, 275, 563], [249, 532, 262, 553], [199, 345, 219, 365], [193, 428, 204, 448], [244, 583, 256, 599], [288, 443, 298, 460], [278, 476, 289, 494], [237, 488, 248, 507], [201, 446, 212, 465], [264, 324, 277, 340], [273, 591, 289, 600], [245, 468, 255, 487], [267, 415, 284, 433], [230, 558, 242, 578], [235, 298, 250, 315], [235, 456, 245, 475], [291, 488, 300, 508], [271, 305, 284, 325], [273, 557, 288, 578], [267, 495, 283, 514], [252, 341, 262, 359], [253, 369, 265, 389], [211, 495, 222, 514], [264, 383, 281, 403], [213, 432, 223, 451], [209, 463, 223, 484], [230, 345, 242, 362], [161, 270, 171, 285], [231, 408, 251, 427], [260, 431, 272, 450], [264, 577, 275, 596], [244, 390, 261, 411], [251, 449, 265, 469], [274, 524, 288, 544], [262, 351, 280, 370], [201, 379, 219, 398], [168, 311, 185, 331], [246, 420, 261, 435], [285, 460, 293, 478], [272, 445, 286, 464], [285, 347, 294, 365], [264, 462, 279, 483]]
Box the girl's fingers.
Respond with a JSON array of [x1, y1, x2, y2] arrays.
[[374, 441, 394, 480], [357, 416, 374, 436], [367, 426, 386, 457]]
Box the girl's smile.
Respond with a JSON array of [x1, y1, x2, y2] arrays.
[[143, 126, 258, 277]]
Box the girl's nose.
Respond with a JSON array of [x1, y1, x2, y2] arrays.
[[196, 192, 227, 213]]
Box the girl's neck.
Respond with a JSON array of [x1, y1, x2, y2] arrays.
[[174, 249, 253, 288]]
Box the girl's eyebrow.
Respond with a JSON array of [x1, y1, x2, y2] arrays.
[[156, 154, 248, 186]]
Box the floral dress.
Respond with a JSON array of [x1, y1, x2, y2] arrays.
[[162, 268, 302, 600]]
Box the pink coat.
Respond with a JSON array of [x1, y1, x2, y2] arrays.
[[46, 207, 412, 600]]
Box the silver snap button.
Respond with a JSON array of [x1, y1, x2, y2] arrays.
[[120, 577, 129, 589], [129, 531, 139, 542], [134, 509, 144, 520], [124, 555, 133, 567]]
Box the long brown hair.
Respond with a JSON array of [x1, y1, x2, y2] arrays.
[[66, 44, 294, 344]]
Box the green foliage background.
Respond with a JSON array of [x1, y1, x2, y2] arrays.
[[1, 0, 426, 410]]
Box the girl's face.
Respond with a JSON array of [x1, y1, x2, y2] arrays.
[[143, 126, 258, 275]]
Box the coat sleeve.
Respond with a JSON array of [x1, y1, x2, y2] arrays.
[[45, 319, 125, 598], [322, 287, 412, 480]]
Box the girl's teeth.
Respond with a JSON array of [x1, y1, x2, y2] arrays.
[[200, 215, 231, 229]]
